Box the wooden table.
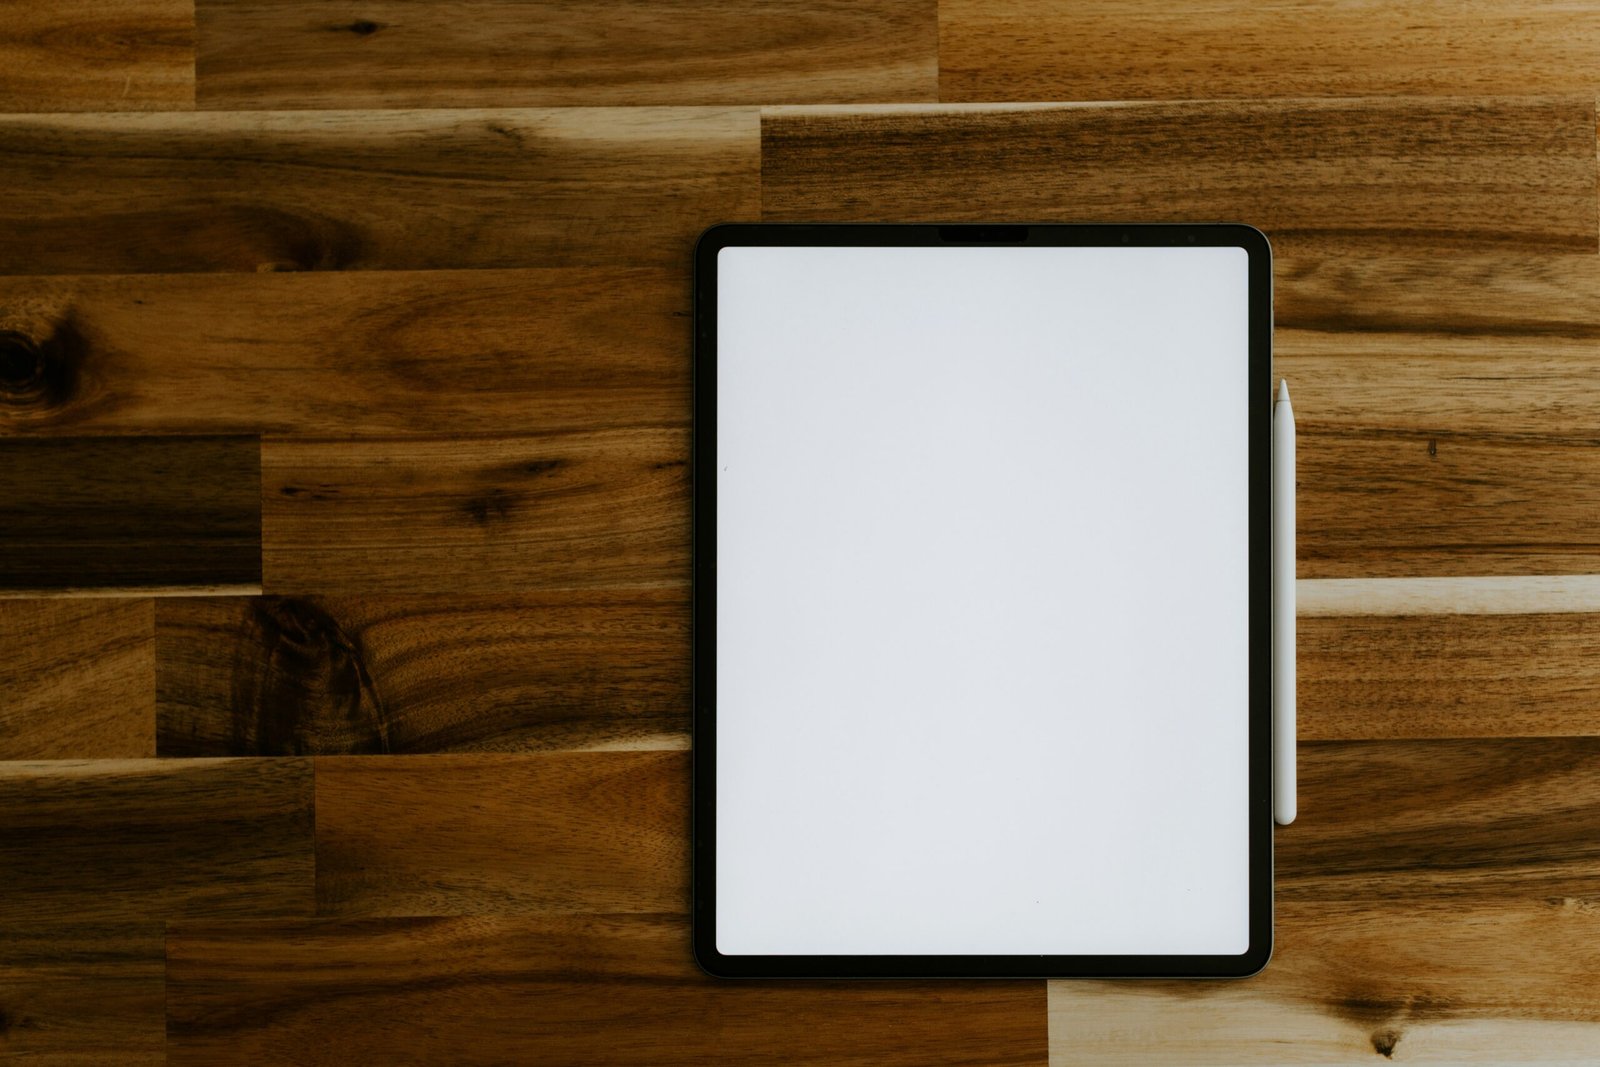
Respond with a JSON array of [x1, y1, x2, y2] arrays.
[[2, 2, 1599, 1063]]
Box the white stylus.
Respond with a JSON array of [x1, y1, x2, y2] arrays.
[[1273, 380, 1297, 826]]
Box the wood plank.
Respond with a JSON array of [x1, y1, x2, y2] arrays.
[[1049, 899, 1600, 1065], [166, 913, 1046, 1066], [0, 108, 759, 276], [0, 599, 154, 759], [196, 0, 937, 109], [0, 759, 314, 921], [1296, 418, 1600, 579], [760, 100, 1597, 256], [0, 0, 193, 112], [155, 591, 688, 755], [0, 923, 164, 1065], [1278, 739, 1600, 901], [261, 430, 687, 596], [1274, 248, 1600, 336], [1285, 328, 1600, 577], [0, 437, 261, 595], [1302, 612, 1600, 741], [1300, 576, 1600, 617], [314, 752, 686, 916], [0, 268, 687, 436], [1271, 251, 1600, 576], [940, 0, 1600, 102]]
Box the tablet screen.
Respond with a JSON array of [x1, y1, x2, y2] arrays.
[[711, 241, 1254, 960]]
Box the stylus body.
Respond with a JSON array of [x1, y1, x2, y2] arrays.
[[1273, 381, 1296, 826]]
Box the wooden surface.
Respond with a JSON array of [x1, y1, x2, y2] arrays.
[[2, 1, 1599, 1063]]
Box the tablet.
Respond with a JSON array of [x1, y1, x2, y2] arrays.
[[693, 223, 1273, 979]]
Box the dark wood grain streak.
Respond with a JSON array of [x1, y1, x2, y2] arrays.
[[761, 99, 1598, 257], [0, 924, 165, 1064], [166, 914, 1047, 1066], [0, 268, 688, 436], [196, 0, 938, 109], [314, 753, 686, 917], [1277, 739, 1600, 901], [0, 759, 314, 921], [156, 591, 688, 756], [0, 437, 261, 594], [0, 599, 154, 759], [0, 108, 758, 276], [1050, 899, 1600, 1063], [0, 0, 193, 112], [939, 0, 1600, 101], [1301, 612, 1600, 740], [261, 430, 688, 595]]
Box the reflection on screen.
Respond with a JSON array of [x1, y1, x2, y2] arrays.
[[715, 245, 1251, 956]]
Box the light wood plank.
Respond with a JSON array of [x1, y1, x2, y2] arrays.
[[314, 753, 685, 915], [1300, 576, 1600, 617], [1278, 739, 1600, 901], [1302, 612, 1600, 740], [0, 759, 314, 921], [761, 100, 1597, 257], [0, 108, 758, 275], [0, 599, 154, 759], [1050, 899, 1600, 1065], [261, 430, 687, 595], [0, 923, 165, 1065], [155, 591, 687, 755], [0, 268, 686, 436], [940, 0, 1600, 102], [0, 0, 193, 112], [196, 0, 937, 109], [166, 913, 1046, 1066], [0, 437, 261, 595]]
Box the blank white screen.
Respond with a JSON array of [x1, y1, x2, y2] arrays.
[[715, 245, 1251, 956]]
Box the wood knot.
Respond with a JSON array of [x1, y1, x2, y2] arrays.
[[0, 326, 77, 410], [1371, 1029, 1401, 1058], [231, 598, 392, 755], [344, 18, 383, 35]]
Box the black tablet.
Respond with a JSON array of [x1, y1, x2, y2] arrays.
[[692, 223, 1273, 979]]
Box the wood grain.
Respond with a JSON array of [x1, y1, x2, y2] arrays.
[[1300, 576, 1600, 617], [1301, 613, 1600, 741], [1274, 249, 1600, 336], [0, 0, 193, 112], [0, 923, 165, 1065], [1049, 899, 1600, 1065], [1271, 250, 1600, 577], [0, 108, 758, 275], [166, 913, 1046, 1066], [155, 591, 688, 756], [196, 0, 937, 109], [261, 430, 688, 595], [761, 99, 1598, 257], [940, 0, 1600, 102], [0, 759, 313, 921], [1278, 739, 1600, 902], [1296, 422, 1600, 578], [0, 268, 687, 436], [0, 437, 261, 595], [314, 753, 685, 916], [0, 599, 154, 759]]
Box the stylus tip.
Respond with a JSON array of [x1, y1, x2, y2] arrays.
[[1277, 379, 1290, 403]]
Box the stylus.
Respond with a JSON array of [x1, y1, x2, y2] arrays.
[[1273, 380, 1297, 826]]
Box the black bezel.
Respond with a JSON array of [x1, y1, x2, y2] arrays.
[[691, 222, 1274, 979]]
